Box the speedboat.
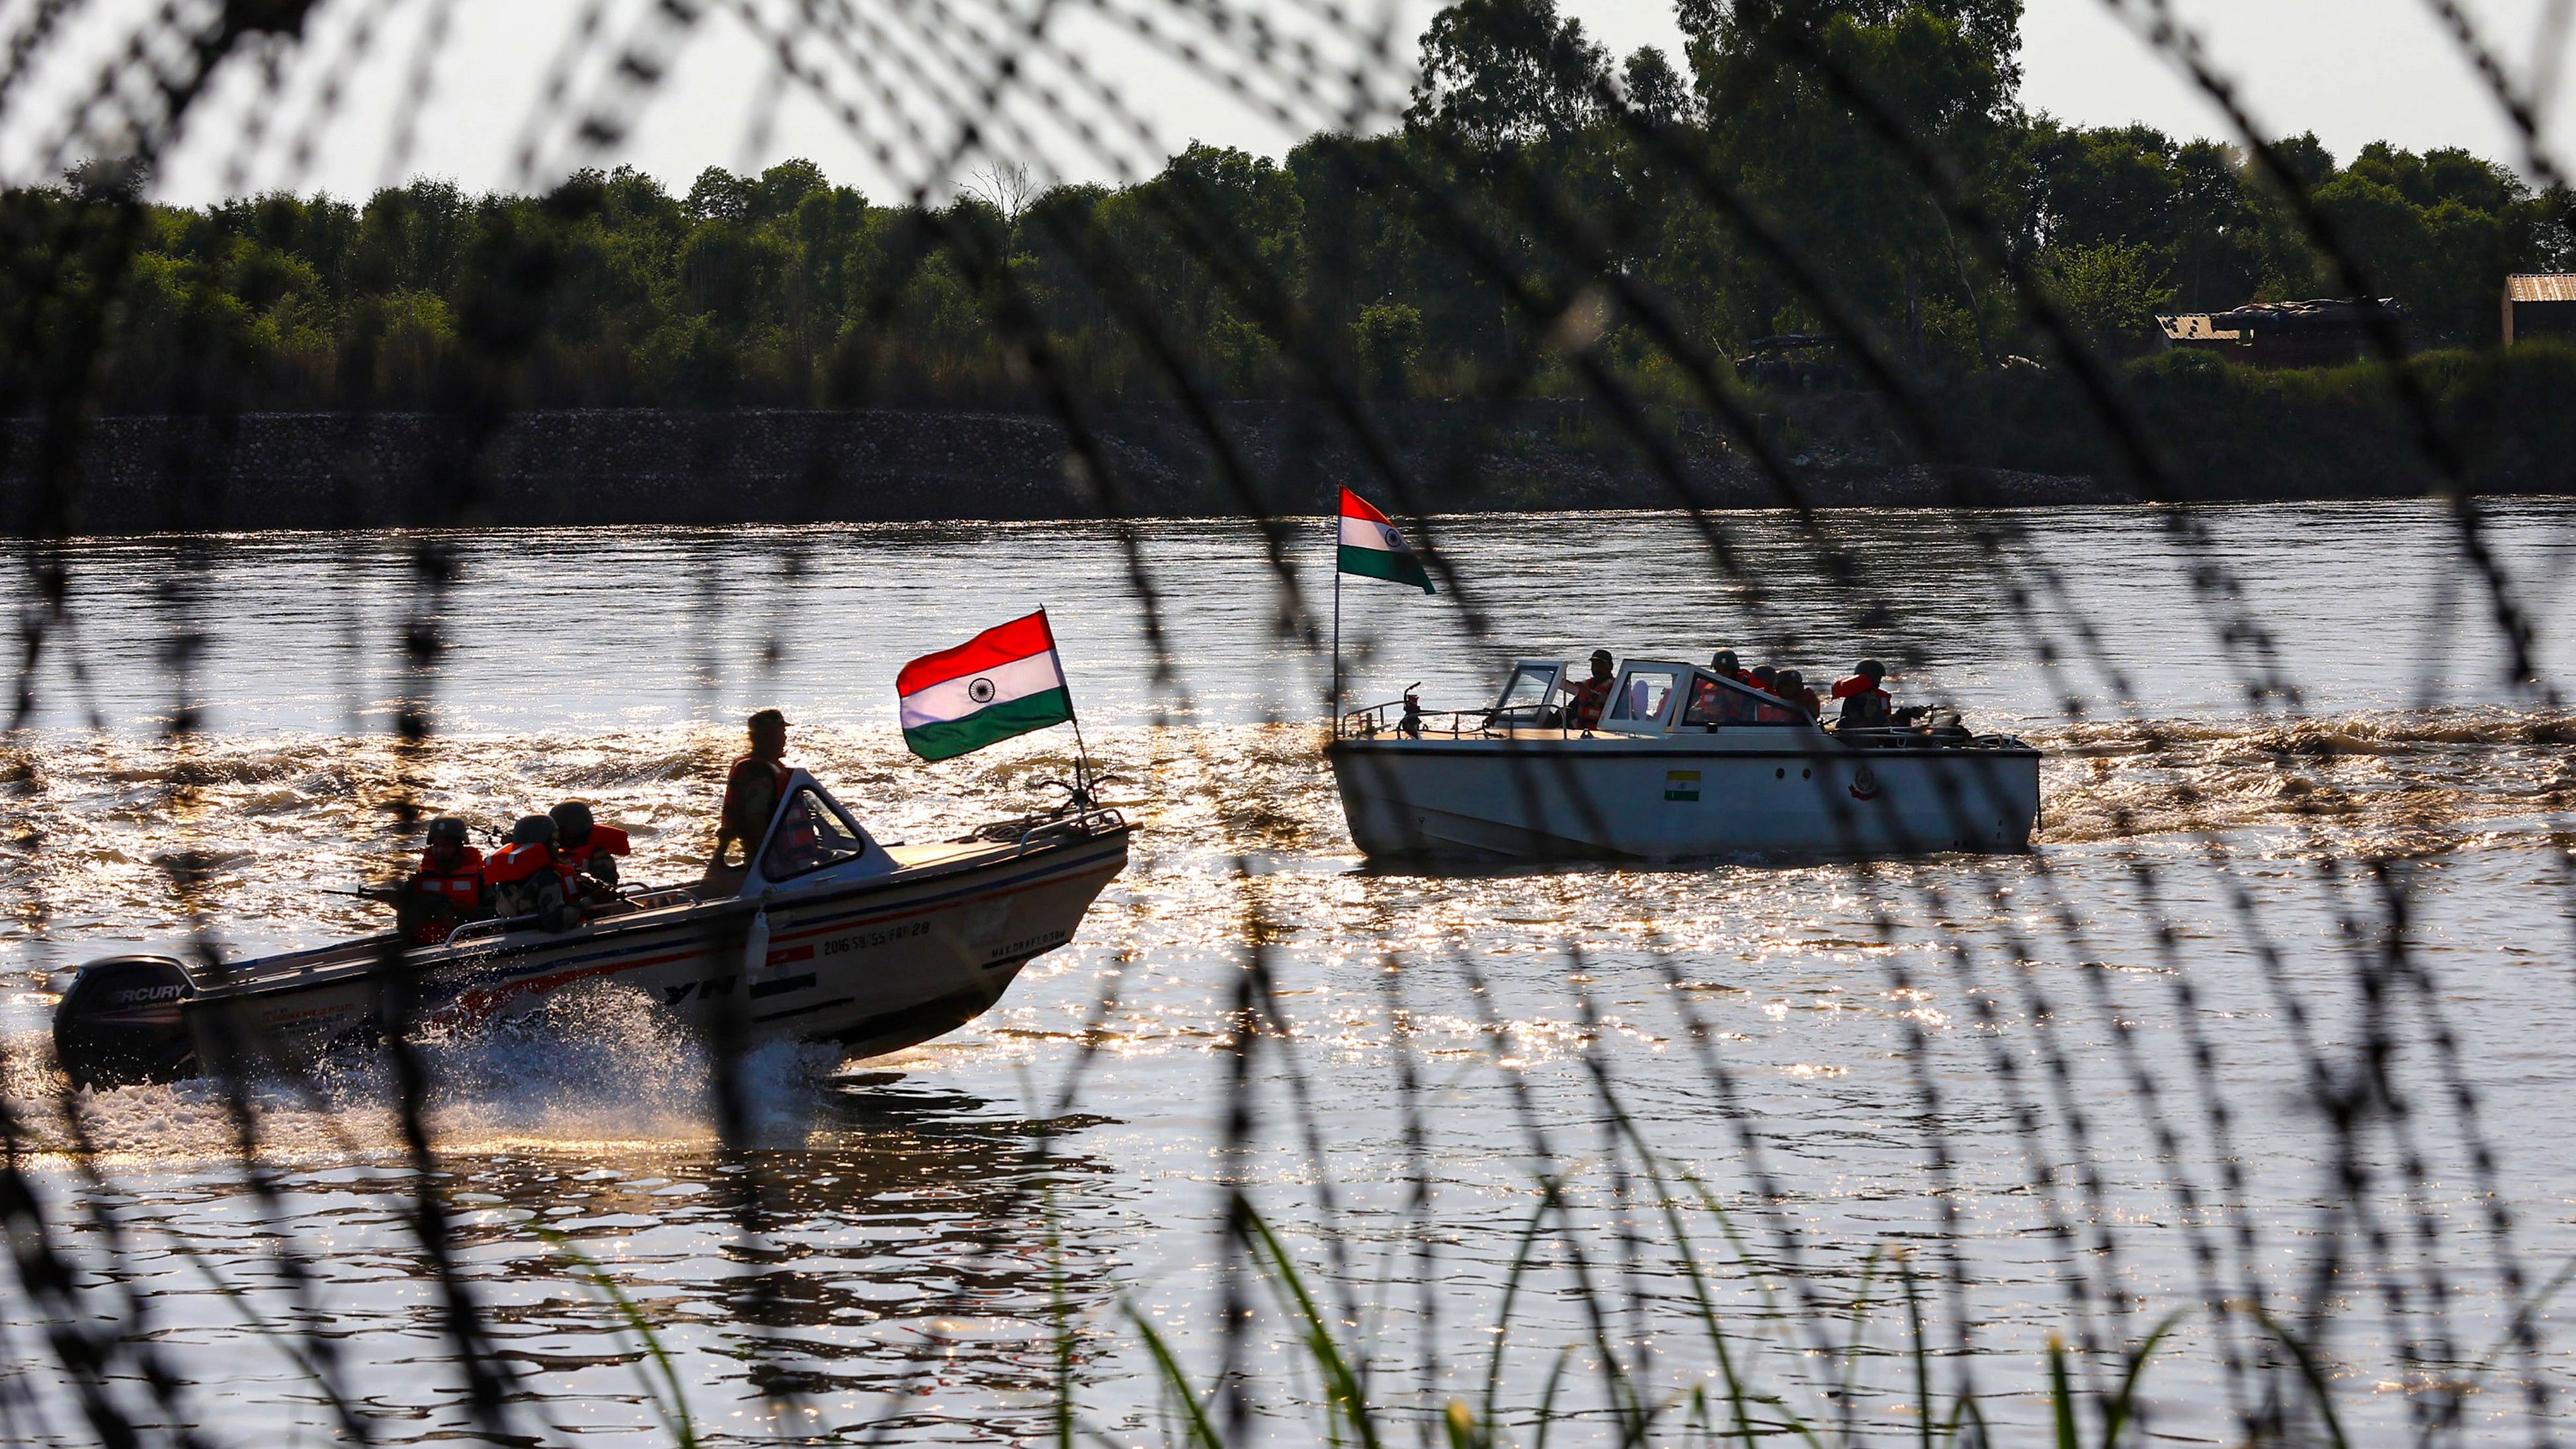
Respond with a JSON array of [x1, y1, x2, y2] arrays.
[[1328, 659, 2040, 860], [52, 770, 1129, 1091]]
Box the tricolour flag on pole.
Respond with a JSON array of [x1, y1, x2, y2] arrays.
[[897, 610, 1076, 761], [1336, 487, 1434, 594]]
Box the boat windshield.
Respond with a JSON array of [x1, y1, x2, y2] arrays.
[[762, 788, 874, 880], [1491, 665, 1565, 728], [1608, 668, 1680, 725]]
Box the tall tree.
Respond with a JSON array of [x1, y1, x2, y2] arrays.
[[1683, 0, 2025, 367], [1405, 0, 1611, 150]]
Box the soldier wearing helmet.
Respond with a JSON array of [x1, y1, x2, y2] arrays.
[[1776, 668, 1821, 718], [485, 813, 574, 929], [402, 817, 487, 946], [549, 800, 631, 904], [1830, 659, 1893, 728]]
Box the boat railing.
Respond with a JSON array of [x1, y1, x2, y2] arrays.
[[440, 884, 703, 946], [443, 912, 544, 947], [1011, 805, 1126, 853], [954, 800, 1130, 852], [1829, 725, 2025, 751], [1336, 698, 1503, 740]]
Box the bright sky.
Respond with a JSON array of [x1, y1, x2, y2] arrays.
[[7, 0, 2570, 204]]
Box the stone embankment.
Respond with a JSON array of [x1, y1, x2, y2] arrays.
[[0, 400, 2289, 534]]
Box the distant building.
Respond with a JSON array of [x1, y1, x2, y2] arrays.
[[2155, 298, 2407, 368], [2504, 274, 2576, 345], [1736, 335, 1856, 392]]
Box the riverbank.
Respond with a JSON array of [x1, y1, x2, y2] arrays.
[[6, 358, 2567, 534]]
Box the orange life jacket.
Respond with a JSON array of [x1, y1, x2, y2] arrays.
[[405, 847, 486, 944], [1568, 676, 1616, 730], [1830, 675, 1891, 706], [483, 841, 558, 888], [553, 824, 630, 886], [411, 847, 485, 910]]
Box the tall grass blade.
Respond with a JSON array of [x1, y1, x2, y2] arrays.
[[2049, 1335, 2078, 1449], [535, 1226, 698, 1449], [1531, 1345, 1574, 1449], [2247, 1307, 2350, 1449], [1124, 1303, 1227, 1449], [1481, 1177, 1569, 1442], [1900, 1251, 1932, 1449], [1239, 1200, 1384, 1449], [2098, 1309, 2187, 1449]]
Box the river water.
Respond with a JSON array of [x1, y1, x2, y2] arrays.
[[2, 501, 2573, 1446]]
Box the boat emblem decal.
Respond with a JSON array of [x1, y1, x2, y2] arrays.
[[1850, 765, 1880, 801], [968, 677, 997, 704], [1663, 769, 1701, 803], [963, 899, 1015, 945]]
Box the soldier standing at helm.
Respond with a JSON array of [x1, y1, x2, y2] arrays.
[[713, 708, 793, 868], [1567, 651, 1617, 731]]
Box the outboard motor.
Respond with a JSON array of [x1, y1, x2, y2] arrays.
[[53, 955, 200, 1091]]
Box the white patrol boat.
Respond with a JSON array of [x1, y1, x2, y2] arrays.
[[1327, 659, 2040, 860], [53, 771, 1128, 1091]]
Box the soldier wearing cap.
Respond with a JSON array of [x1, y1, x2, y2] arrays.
[[713, 708, 793, 868], [1567, 650, 1617, 731]]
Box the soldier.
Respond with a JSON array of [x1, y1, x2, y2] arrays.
[[1831, 659, 1893, 727], [485, 814, 575, 931], [1567, 651, 1617, 731], [712, 708, 792, 868], [401, 817, 485, 945], [550, 800, 630, 903]]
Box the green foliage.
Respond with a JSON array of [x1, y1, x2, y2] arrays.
[[1406, 0, 1610, 149], [7, 3, 2569, 419], [1352, 301, 1426, 394], [2036, 239, 2172, 356]]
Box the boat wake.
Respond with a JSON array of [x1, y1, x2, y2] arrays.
[[2031, 705, 2576, 852], [1, 707, 2565, 1155], [3, 977, 842, 1165], [0, 708, 2564, 961]]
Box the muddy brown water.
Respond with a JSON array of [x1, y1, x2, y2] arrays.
[[2, 501, 2572, 1444]]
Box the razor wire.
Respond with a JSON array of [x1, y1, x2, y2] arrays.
[[0, 0, 2567, 1446]]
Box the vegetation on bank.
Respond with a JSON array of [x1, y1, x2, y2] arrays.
[[1757, 341, 2576, 497], [4, 0, 2569, 421]]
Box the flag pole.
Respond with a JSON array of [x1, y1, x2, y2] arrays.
[[1330, 522, 1344, 731], [1068, 712, 1096, 804], [1044, 606, 1097, 802]]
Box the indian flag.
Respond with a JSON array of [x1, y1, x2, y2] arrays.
[[1337, 487, 1434, 593], [897, 610, 1077, 761]]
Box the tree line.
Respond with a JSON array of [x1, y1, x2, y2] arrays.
[[7, 0, 2568, 417]]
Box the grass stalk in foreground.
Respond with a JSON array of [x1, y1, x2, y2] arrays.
[[536, 1225, 700, 1449]]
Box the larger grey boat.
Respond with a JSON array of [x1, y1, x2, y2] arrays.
[[1328, 659, 2040, 860]]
